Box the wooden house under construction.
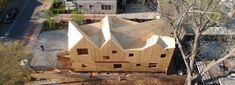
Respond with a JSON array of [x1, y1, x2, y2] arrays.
[[61, 16, 175, 73]]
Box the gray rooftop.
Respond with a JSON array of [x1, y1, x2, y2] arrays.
[[202, 27, 235, 35], [219, 77, 235, 85]]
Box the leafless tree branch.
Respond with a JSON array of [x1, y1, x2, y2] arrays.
[[194, 48, 235, 79]]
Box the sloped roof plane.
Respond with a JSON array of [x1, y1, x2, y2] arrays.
[[160, 36, 175, 49], [68, 21, 101, 50], [68, 16, 175, 50], [68, 21, 83, 50], [101, 16, 112, 41], [101, 16, 123, 49]]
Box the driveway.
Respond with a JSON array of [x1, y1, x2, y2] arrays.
[[31, 29, 68, 70]]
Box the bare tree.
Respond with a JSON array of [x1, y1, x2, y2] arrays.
[[157, 0, 235, 85], [220, 0, 235, 18]]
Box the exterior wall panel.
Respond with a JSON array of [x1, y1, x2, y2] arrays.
[[69, 38, 175, 73], [76, 0, 117, 14]]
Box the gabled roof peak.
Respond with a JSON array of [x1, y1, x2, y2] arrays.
[[68, 21, 83, 50], [68, 16, 175, 50], [101, 15, 112, 41]]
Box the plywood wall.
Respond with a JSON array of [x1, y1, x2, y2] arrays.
[[69, 38, 175, 73]]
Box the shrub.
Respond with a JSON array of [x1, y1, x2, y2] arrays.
[[0, 41, 32, 85], [42, 18, 67, 31], [72, 11, 84, 25], [43, 18, 62, 31], [71, 9, 82, 14], [0, 0, 7, 12], [49, 0, 67, 14], [49, 7, 67, 14]]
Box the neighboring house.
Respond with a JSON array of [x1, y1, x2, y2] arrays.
[[219, 73, 235, 85], [181, 26, 235, 41], [64, 0, 77, 10], [65, 0, 126, 14], [62, 16, 175, 73]]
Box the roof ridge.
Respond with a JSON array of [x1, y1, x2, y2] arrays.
[[156, 36, 168, 49], [101, 15, 123, 49], [69, 21, 99, 48], [101, 15, 112, 41]]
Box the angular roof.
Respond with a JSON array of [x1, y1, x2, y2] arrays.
[[68, 16, 175, 50]]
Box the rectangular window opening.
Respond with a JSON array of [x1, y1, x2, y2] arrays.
[[101, 5, 105, 10], [79, 5, 83, 8], [89, 5, 93, 10], [113, 64, 122, 69], [77, 48, 88, 55], [81, 64, 87, 68], [149, 63, 157, 68], [112, 50, 117, 54], [161, 54, 166, 58], [101, 5, 112, 10], [129, 53, 134, 57], [103, 56, 110, 60], [107, 5, 111, 10], [136, 64, 141, 66]]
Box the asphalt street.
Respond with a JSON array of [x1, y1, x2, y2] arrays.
[[0, 0, 42, 39]]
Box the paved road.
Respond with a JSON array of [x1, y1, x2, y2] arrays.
[[0, 0, 42, 40]]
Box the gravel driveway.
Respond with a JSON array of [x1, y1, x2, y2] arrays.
[[31, 29, 68, 70]]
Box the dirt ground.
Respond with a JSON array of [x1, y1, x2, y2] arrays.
[[26, 69, 185, 85]]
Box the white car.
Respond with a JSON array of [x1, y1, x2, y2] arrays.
[[228, 73, 235, 79]]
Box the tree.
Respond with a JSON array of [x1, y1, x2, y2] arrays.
[[0, 0, 7, 11], [53, 0, 63, 7], [220, 0, 235, 18], [43, 18, 60, 31], [43, 10, 54, 19], [72, 10, 84, 25], [0, 41, 32, 85], [47, 18, 57, 29], [158, 0, 235, 84], [42, 9, 61, 31]]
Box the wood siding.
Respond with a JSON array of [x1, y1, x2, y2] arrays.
[[69, 38, 175, 73]]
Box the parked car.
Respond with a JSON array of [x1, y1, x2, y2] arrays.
[[228, 73, 235, 79], [1, 8, 18, 24]]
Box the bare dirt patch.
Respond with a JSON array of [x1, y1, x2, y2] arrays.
[[27, 70, 185, 85]]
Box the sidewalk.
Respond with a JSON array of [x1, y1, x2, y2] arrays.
[[26, 0, 53, 48], [26, 0, 64, 70], [26, 19, 44, 48], [40, 0, 53, 10], [32, 0, 53, 19]]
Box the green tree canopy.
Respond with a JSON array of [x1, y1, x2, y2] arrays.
[[72, 10, 84, 25]]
